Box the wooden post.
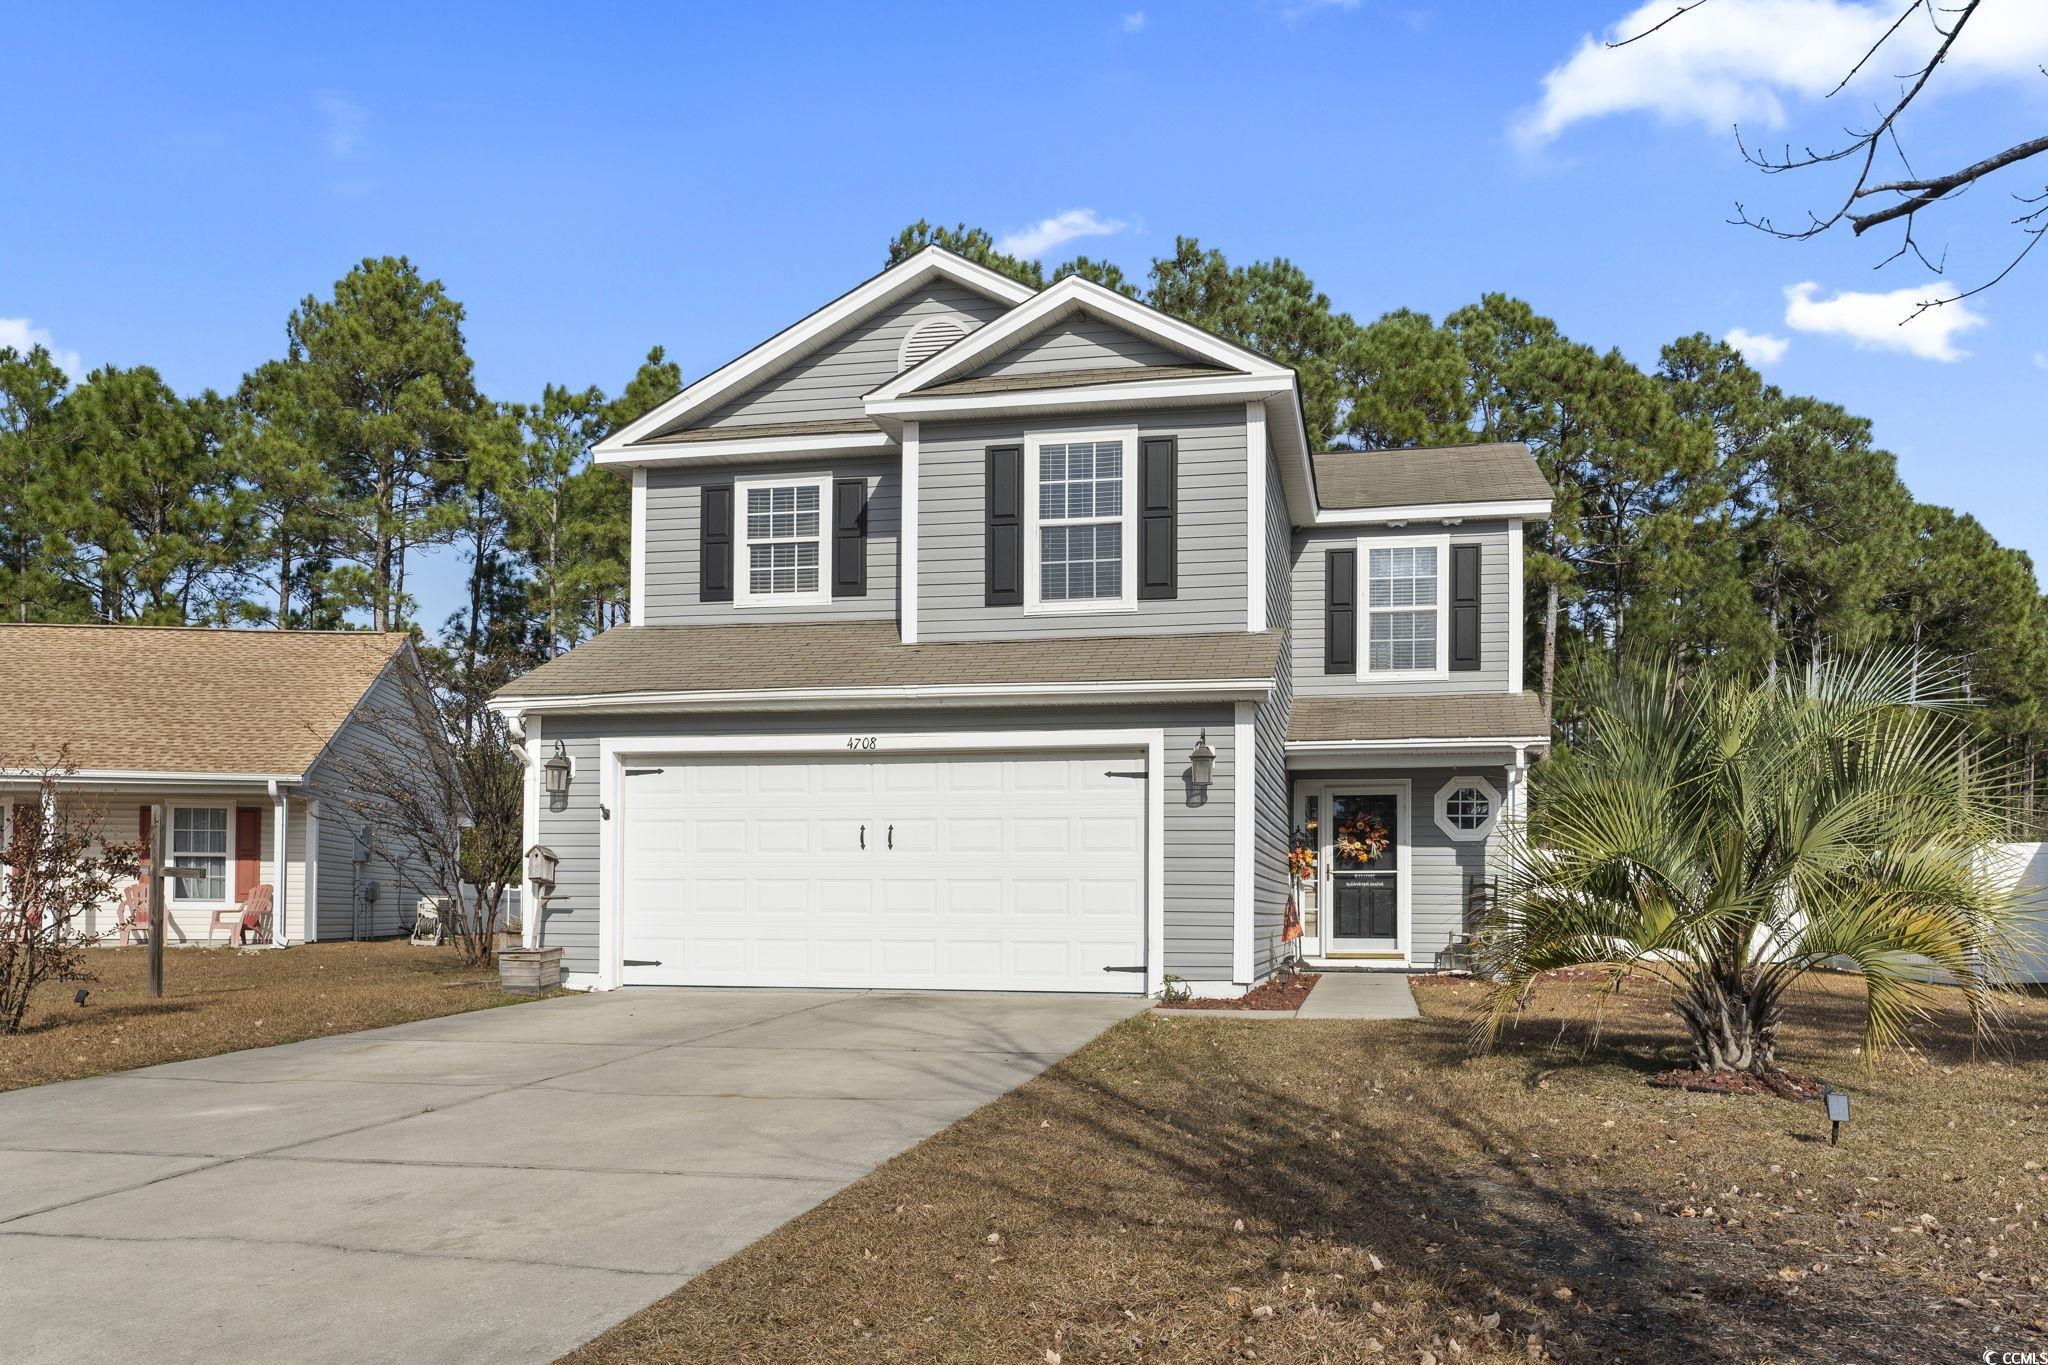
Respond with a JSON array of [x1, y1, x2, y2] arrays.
[[147, 802, 166, 999]]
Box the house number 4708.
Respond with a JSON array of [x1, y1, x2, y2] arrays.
[[846, 736, 878, 750]]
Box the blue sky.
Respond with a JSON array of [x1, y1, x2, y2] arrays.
[[6, 1, 2044, 631]]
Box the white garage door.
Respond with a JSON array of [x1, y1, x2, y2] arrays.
[[617, 750, 1147, 992]]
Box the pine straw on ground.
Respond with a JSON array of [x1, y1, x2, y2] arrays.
[[0, 941, 534, 1091], [1160, 973, 1321, 1012], [569, 971, 2048, 1364]]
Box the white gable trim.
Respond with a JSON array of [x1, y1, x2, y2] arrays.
[[866, 273, 1291, 404], [593, 247, 1035, 459], [869, 373, 1292, 423]]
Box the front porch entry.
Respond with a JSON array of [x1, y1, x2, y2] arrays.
[[1293, 778, 1411, 965]]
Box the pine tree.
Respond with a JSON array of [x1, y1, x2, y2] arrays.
[[280, 257, 479, 629], [0, 345, 82, 622]]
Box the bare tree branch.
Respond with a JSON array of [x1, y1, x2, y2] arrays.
[[1608, 0, 1712, 49]]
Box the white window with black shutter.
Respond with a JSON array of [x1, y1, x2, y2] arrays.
[[1358, 533, 1450, 679], [1023, 427, 1138, 614], [734, 473, 830, 607]]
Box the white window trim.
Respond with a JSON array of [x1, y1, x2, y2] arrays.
[[1357, 532, 1450, 680], [1433, 775, 1503, 843], [733, 472, 832, 609], [166, 803, 236, 908], [1024, 426, 1139, 616]]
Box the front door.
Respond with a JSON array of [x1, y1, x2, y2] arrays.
[[1323, 790, 1402, 957]]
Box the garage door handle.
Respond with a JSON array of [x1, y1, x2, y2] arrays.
[[887, 824, 894, 849], [859, 824, 865, 850]]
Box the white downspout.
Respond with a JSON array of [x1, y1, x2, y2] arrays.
[[267, 779, 290, 947]]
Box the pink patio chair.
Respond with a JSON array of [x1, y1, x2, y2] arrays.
[[113, 882, 150, 946], [231, 883, 275, 947]]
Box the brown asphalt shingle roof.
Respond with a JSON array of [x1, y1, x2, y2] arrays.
[[917, 364, 1226, 397], [0, 625, 410, 776], [1313, 443, 1553, 511], [636, 417, 879, 447], [1288, 692, 1551, 744], [495, 622, 1283, 701]]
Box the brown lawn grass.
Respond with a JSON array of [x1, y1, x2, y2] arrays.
[[569, 971, 2048, 1364], [0, 940, 538, 1091]]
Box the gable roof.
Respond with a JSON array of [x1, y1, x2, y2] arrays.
[[0, 625, 413, 778], [867, 273, 1292, 405], [1313, 443, 1553, 513], [494, 622, 1282, 706], [593, 247, 1036, 464]]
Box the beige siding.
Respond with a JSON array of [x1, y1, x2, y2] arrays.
[[13, 788, 308, 946], [702, 283, 1010, 430], [917, 408, 1251, 641]]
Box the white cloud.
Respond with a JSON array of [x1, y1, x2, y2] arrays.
[[314, 92, 369, 159], [1120, 11, 1147, 32], [1516, 1, 2048, 147], [996, 208, 1129, 259], [1723, 327, 1789, 365], [2034, 351, 2048, 371], [1781, 280, 1986, 362], [0, 317, 83, 380]]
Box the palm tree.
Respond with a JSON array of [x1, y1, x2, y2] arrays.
[[1481, 651, 2028, 1076]]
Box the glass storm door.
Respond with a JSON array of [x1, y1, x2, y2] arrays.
[[1324, 791, 1400, 954]]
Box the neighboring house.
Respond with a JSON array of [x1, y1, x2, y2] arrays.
[[0, 625, 446, 946], [492, 247, 1553, 996]]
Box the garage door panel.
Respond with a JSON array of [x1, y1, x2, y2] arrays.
[[620, 750, 1146, 993]]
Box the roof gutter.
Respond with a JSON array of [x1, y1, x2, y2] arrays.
[[0, 769, 305, 789], [1311, 498, 1553, 527], [489, 676, 1275, 717], [1284, 735, 1552, 754]]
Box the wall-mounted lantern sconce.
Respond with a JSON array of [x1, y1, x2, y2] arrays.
[[543, 740, 573, 799], [1189, 729, 1216, 790]]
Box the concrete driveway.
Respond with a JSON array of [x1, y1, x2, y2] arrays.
[[0, 987, 1144, 1363]]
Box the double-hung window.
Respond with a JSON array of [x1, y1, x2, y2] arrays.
[[736, 474, 829, 607], [1362, 535, 1447, 676], [169, 806, 230, 905], [1027, 430, 1136, 612]]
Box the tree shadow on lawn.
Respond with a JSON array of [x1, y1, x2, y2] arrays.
[[958, 1003, 2005, 1362]]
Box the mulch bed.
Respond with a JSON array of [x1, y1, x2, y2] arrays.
[[1647, 1067, 1828, 1100], [1159, 972, 1320, 1011]]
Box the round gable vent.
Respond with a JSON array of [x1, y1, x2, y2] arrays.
[[898, 316, 971, 372]]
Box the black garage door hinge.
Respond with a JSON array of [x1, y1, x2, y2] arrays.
[[624, 767, 665, 777], [1104, 769, 1149, 779]]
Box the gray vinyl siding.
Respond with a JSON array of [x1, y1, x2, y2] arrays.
[[641, 460, 898, 624], [971, 314, 1190, 378], [917, 407, 1250, 642], [529, 703, 1238, 984], [1403, 767, 1501, 966], [1291, 521, 1512, 696], [304, 663, 441, 941], [1251, 449, 1295, 978], [1287, 765, 1504, 969], [701, 283, 1010, 431]]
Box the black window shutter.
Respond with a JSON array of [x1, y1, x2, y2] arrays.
[[1138, 436, 1178, 600], [700, 483, 733, 603], [832, 477, 868, 598], [1325, 547, 1356, 674], [1449, 542, 1482, 671], [985, 445, 1024, 607]]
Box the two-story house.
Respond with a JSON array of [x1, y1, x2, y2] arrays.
[[491, 247, 1552, 996]]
